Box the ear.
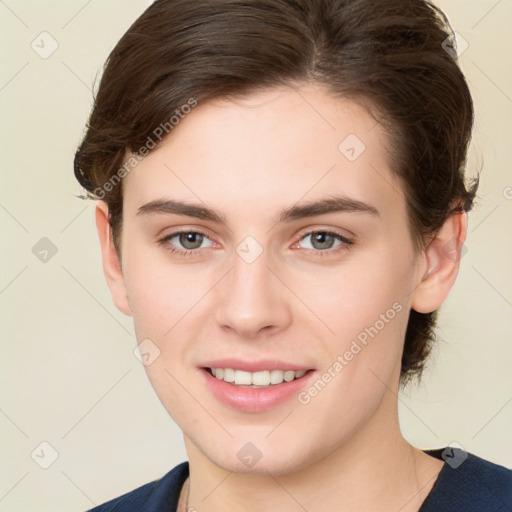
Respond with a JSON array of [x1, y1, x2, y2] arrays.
[[95, 201, 132, 317], [411, 209, 468, 314]]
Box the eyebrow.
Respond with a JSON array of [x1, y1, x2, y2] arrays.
[[136, 195, 380, 224]]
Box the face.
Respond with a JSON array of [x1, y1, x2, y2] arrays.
[[108, 84, 428, 474]]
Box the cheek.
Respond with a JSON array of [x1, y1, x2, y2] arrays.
[[296, 253, 408, 333], [123, 246, 206, 338], [295, 251, 411, 389]]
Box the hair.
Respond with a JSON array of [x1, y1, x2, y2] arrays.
[[73, 0, 480, 386]]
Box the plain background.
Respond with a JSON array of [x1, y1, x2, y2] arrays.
[[0, 1, 511, 510]]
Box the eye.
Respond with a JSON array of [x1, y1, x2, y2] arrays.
[[158, 228, 354, 258], [158, 230, 214, 257], [295, 230, 353, 256]]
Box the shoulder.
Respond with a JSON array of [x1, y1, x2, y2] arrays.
[[84, 461, 189, 512], [421, 448, 512, 512]]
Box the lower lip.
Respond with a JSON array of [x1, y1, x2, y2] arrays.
[[200, 368, 316, 413]]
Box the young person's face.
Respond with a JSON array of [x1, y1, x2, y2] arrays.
[[97, 84, 462, 474]]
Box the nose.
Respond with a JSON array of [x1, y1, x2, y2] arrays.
[[214, 242, 291, 339]]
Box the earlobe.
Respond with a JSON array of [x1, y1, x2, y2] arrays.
[[411, 210, 468, 314], [95, 202, 132, 317]]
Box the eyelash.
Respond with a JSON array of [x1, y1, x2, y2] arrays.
[[157, 229, 354, 258]]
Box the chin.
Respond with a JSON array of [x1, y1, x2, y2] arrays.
[[199, 439, 316, 477]]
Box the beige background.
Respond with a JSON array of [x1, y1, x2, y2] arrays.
[[1, 1, 511, 510]]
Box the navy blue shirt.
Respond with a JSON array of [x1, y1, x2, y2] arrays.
[[86, 448, 512, 511]]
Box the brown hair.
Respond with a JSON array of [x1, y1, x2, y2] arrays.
[[73, 0, 479, 385]]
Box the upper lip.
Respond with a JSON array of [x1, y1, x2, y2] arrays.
[[200, 358, 314, 372]]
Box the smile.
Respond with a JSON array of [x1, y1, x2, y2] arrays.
[[208, 367, 307, 387], [200, 365, 316, 412]]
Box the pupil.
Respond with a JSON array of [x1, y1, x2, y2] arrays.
[[313, 232, 333, 250], [180, 232, 203, 249]]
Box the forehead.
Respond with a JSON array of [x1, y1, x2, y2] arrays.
[[122, 84, 404, 224]]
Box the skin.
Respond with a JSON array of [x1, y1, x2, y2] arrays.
[[96, 83, 466, 512]]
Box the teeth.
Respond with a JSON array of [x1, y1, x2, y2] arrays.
[[251, 370, 270, 386], [210, 368, 307, 386], [234, 370, 252, 385]]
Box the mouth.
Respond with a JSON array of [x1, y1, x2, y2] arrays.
[[203, 367, 312, 388], [199, 363, 317, 412]]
